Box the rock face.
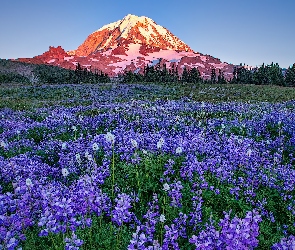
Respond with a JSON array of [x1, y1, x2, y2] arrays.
[[14, 14, 235, 80]]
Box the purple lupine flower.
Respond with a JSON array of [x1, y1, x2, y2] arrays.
[[218, 210, 262, 249], [112, 193, 133, 227], [128, 226, 148, 250], [141, 194, 160, 243], [128, 194, 160, 248], [162, 224, 180, 250], [173, 212, 188, 239], [64, 232, 84, 250], [189, 216, 222, 250], [272, 235, 295, 249], [167, 181, 183, 208], [189, 190, 203, 231]]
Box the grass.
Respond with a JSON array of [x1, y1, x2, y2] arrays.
[[1, 82, 295, 111]]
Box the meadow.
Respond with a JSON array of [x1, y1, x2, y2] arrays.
[[1, 82, 295, 249]]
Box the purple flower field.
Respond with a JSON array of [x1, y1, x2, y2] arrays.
[[1, 84, 295, 249]]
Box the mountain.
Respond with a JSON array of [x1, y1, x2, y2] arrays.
[[71, 14, 192, 56], [14, 14, 234, 80]]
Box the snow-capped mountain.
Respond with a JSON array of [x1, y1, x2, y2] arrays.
[[70, 14, 192, 56], [15, 14, 234, 79]]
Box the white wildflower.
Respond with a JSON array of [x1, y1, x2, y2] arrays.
[[75, 153, 81, 164], [92, 142, 99, 151], [85, 151, 93, 161], [142, 149, 148, 155], [71, 126, 77, 132], [163, 183, 170, 192], [16, 130, 20, 135], [131, 139, 138, 148], [175, 147, 183, 154], [62, 168, 69, 177], [246, 149, 252, 157], [0, 141, 6, 148], [159, 214, 166, 223], [105, 132, 115, 144], [26, 178, 33, 187], [61, 142, 67, 150], [157, 137, 165, 149]]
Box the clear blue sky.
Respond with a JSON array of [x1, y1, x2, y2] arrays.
[[1, 0, 294, 68]]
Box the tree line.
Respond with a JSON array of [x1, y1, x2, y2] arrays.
[[121, 62, 295, 87], [34, 63, 110, 84], [1, 58, 295, 86], [230, 63, 295, 87], [119, 63, 202, 84], [0, 59, 111, 84]]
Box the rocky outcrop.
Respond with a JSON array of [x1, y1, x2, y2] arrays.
[[36, 46, 69, 60]]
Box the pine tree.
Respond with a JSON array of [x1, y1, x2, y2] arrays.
[[75, 63, 83, 84], [217, 69, 227, 84], [268, 62, 285, 86], [253, 63, 269, 85], [162, 63, 169, 82], [189, 67, 201, 83], [285, 63, 295, 87], [182, 67, 189, 83], [210, 68, 216, 84]]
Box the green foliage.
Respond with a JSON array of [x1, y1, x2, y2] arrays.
[[253, 62, 285, 86], [32, 63, 110, 84], [217, 69, 227, 84], [210, 68, 216, 84], [0, 72, 30, 83], [231, 66, 254, 84], [121, 63, 202, 84], [285, 63, 295, 87]]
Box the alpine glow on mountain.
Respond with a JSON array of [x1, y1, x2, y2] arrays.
[[15, 14, 234, 79], [70, 14, 193, 56]]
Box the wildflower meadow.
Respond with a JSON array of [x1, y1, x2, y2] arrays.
[[1, 82, 295, 249]]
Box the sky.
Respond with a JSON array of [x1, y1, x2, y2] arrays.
[[1, 0, 294, 68]]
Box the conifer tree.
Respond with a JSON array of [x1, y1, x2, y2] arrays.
[[210, 68, 216, 84], [189, 67, 201, 83], [217, 69, 227, 84], [182, 67, 189, 83], [253, 63, 269, 85], [285, 63, 295, 87], [75, 63, 83, 84], [162, 63, 169, 82], [268, 62, 285, 86]]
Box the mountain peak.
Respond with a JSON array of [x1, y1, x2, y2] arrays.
[[95, 14, 151, 33], [73, 14, 192, 56]]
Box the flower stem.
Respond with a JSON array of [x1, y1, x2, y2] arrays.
[[112, 143, 115, 199]]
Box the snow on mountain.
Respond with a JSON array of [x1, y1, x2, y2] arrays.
[[14, 14, 234, 80], [72, 14, 192, 56]]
